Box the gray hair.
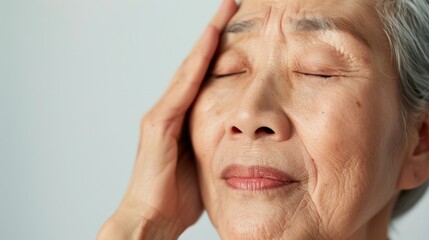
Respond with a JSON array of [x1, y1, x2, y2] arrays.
[[376, 0, 429, 218]]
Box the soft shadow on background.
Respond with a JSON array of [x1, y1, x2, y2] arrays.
[[1, 0, 428, 239]]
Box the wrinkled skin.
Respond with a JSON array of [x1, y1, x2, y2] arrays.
[[189, 0, 424, 239], [97, 0, 429, 239]]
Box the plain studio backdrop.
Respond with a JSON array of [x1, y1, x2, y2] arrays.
[[1, 0, 428, 239]]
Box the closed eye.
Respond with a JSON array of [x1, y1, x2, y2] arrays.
[[296, 72, 335, 79], [211, 71, 246, 79]]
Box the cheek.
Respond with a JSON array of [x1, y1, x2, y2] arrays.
[[189, 85, 231, 151], [189, 79, 241, 150], [189, 85, 231, 182], [293, 78, 403, 234]]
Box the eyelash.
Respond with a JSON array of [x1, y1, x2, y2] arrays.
[[296, 72, 334, 79], [211, 71, 246, 79], [211, 71, 336, 79]]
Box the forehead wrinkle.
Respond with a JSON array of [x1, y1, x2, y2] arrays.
[[278, 7, 288, 43], [224, 15, 371, 49], [262, 6, 273, 31]]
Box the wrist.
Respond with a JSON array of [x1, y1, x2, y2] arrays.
[[97, 204, 183, 240]]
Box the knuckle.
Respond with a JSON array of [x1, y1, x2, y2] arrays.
[[175, 71, 189, 85], [139, 112, 171, 136]]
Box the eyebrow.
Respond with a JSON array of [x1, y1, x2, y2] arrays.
[[224, 17, 370, 48], [224, 19, 257, 33]]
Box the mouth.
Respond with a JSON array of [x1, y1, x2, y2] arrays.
[[221, 164, 297, 190]]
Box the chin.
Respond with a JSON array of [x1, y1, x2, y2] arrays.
[[201, 179, 323, 240], [213, 209, 321, 240]]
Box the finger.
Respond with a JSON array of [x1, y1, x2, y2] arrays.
[[210, 0, 239, 31], [154, 0, 238, 121]]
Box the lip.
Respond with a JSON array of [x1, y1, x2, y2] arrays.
[[221, 164, 296, 190]]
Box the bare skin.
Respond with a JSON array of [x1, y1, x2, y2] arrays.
[[189, 0, 429, 239], [97, 0, 429, 239]]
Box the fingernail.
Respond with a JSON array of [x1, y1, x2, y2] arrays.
[[234, 0, 241, 5]]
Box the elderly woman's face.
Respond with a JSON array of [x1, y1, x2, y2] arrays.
[[189, 0, 407, 239]]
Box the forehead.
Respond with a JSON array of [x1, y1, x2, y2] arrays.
[[236, 0, 377, 17], [230, 0, 385, 49]]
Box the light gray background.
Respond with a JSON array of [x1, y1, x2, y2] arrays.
[[1, 0, 428, 239]]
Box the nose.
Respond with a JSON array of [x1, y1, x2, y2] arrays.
[[226, 78, 292, 142]]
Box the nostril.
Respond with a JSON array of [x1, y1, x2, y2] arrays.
[[231, 126, 242, 134], [255, 126, 275, 135]]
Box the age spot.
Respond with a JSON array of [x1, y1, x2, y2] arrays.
[[356, 101, 362, 108]]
